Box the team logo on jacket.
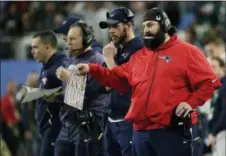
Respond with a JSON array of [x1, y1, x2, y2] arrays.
[[42, 77, 47, 85], [121, 53, 128, 59], [158, 56, 172, 63]]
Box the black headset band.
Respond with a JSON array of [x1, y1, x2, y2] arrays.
[[72, 20, 93, 47]]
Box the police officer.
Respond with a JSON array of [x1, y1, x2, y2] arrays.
[[55, 20, 106, 156], [99, 7, 143, 156], [31, 31, 69, 156], [53, 16, 103, 54]]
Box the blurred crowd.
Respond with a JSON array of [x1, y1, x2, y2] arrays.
[[0, 1, 225, 156], [0, 1, 226, 59]]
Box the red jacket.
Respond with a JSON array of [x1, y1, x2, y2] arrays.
[[89, 35, 221, 130], [1, 94, 18, 126]]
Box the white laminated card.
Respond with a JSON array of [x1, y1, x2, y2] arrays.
[[64, 71, 87, 110], [20, 86, 62, 103]]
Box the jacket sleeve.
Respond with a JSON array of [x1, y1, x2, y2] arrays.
[[42, 59, 68, 90], [85, 73, 103, 99], [85, 54, 107, 99], [89, 62, 130, 94], [185, 46, 221, 108]]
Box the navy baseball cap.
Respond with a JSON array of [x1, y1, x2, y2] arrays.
[[99, 8, 134, 29], [53, 16, 81, 35]]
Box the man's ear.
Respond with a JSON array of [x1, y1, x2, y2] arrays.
[[45, 44, 50, 50], [125, 22, 133, 29]]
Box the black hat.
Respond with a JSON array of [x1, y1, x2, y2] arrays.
[[143, 8, 176, 34], [53, 17, 81, 35], [143, 8, 167, 23], [99, 7, 134, 29]]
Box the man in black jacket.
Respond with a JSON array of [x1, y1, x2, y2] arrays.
[[99, 7, 143, 156], [55, 20, 106, 156], [207, 57, 226, 156], [31, 31, 69, 156], [53, 16, 103, 54]]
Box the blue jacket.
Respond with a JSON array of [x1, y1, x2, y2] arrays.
[[37, 52, 69, 134], [210, 76, 226, 135], [60, 50, 107, 123], [91, 39, 103, 54], [104, 37, 143, 119]]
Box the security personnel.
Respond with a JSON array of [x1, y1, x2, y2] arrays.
[[55, 20, 106, 156], [99, 7, 143, 156], [31, 31, 69, 156], [75, 8, 221, 156], [53, 16, 103, 54]]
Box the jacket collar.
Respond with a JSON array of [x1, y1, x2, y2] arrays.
[[43, 52, 57, 68], [123, 37, 142, 53]]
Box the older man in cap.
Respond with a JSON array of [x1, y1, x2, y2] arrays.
[[53, 16, 103, 54]]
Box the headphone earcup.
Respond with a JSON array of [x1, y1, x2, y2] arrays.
[[160, 10, 171, 32], [83, 26, 93, 47], [164, 18, 171, 31], [76, 20, 93, 47]]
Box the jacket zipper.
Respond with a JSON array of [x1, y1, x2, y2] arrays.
[[144, 52, 160, 119]]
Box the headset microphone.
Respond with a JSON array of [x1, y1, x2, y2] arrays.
[[143, 36, 154, 40], [66, 47, 85, 51]]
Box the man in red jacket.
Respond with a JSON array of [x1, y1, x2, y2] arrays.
[[74, 8, 221, 156], [1, 81, 20, 156]]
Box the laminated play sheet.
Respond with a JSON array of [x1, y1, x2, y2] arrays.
[[64, 71, 87, 110]]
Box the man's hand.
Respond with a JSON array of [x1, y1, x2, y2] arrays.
[[175, 102, 193, 117], [56, 66, 71, 81], [103, 42, 117, 59], [75, 63, 90, 75], [207, 134, 216, 146]]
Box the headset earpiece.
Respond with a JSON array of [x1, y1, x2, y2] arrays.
[[75, 20, 94, 48], [160, 10, 172, 32], [151, 8, 172, 32]]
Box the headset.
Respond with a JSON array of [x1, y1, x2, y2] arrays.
[[151, 8, 172, 32], [72, 20, 94, 48]]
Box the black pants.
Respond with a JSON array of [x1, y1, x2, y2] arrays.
[[39, 125, 61, 156], [132, 125, 200, 156], [1, 123, 19, 156], [54, 121, 103, 156], [103, 120, 133, 156]]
